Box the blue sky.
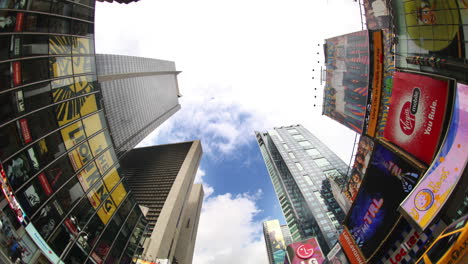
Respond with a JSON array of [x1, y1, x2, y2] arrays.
[[95, 0, 363, 263]]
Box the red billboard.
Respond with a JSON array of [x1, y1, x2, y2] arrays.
[[383, 72, 448, 164], [286, 237, 325, 264], [339, 228, 366, 264]]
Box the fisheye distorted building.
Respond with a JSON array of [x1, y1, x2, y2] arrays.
[[256, 125, 348, 253]]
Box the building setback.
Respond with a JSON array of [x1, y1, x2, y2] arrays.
[[120, 141, 204, 263], [263, 219, 293, 264], [256, 125, 348, 253], [96, 54, 181, 158]]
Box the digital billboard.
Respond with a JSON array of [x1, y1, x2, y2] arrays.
[[344, 143, 423, 259], [345, 135, 374, 203], [400, 83, 468, 230], [324, 30, 370, 134], [286, 237, 325, 264], [265, 220, 287, 264], [327, 243, 350, 264], [383, 72, 449, 164], [363, 0, 391, 30], [339, 228, 366, 264]]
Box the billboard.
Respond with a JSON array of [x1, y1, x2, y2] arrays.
[[286, 237, 325, 264], [363, 0, 391, 30], [400, 83, 468, 230], [339, 228, 366, 264], [324, 30, 370, 134], [383, 72, 449, 164], [344, 143, 423, 259], [264, 220, 287, 264], [327, 243, 350, 264], [344, 135, 374, 203]]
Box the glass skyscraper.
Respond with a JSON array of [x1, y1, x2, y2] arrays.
[[256, 125, 348, 253], [0, 2, 146, 263]]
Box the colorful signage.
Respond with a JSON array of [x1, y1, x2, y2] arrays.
[[366, 31, 383, 137], [400, 83, 468, 230], [344, 143, 422, 259], [286, 237, 325, 264], [327, 243, 350, 264], [0, 163, 27, 224], [265, 220, 287, 264], [339, 228, 366, 264], [363, 0, 391, 30], [345, 136, 374, 203], [25, 223, 64, 264], [324, 30, 370, 134], [383, 72, 448, 164]]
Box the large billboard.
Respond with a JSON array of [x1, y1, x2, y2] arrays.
[[344, 136, 374, 203], [383, 72, 449, 164], [324, 30, 370, 134], [400, 83, 468, 230], [363, 0, 391, 30], [286, 237, 325, 264], [344, 142, 423, 260], [265, 220, 287, 264], [391, 0, 468, 81]]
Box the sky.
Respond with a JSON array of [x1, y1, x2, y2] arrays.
[[95, 1, 362, 263]]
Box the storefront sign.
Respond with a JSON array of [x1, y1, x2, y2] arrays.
[[345, 143, 422, 259], [383, 72, 448, 164], [339, 228, 366, 264], [25, 223, 63, 264], [286, 237, 325, 264], [367, 31, 383, 137], [400, 83, 468, 230]]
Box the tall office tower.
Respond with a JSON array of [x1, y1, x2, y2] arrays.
[[0, 2, 146, 264], [120, 141, 204, 263], [263, 219, 293, 264], [256, 125, 348, 253], [96, 54, 181, 158]]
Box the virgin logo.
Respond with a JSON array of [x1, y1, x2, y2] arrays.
[[399, 101, 415, 135], [296, 244, 314, 259]]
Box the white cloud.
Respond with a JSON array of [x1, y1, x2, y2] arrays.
[[193, 191, 268, 264]]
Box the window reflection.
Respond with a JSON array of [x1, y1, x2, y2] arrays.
[[43, 154, 75, 192], [49, 36, 72, 55], [17, 176, 48, 215], [31, 200, 63, 239], [4, 151, 37, 189], [0, 122, 23, 160], [22, 59, 49, 84], [50, 56, 73, 78]]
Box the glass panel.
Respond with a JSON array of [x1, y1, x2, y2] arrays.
[[69, 196, 95, 234], [50, 57, 73, 78], [82, 112, 105, 137], [49, 17, 70, 34], [0, 62, 12, 90], [295, 162, 304, 171], [49, 35, 72, 55], [95, 218, 119, 259], [73, 56, 95, 75], [287, 128, 298, 134], [283, 143, 289, 150], [0, 122, 23, 160], [314, 158, 331, 167], [60, 120, 85, 150], [24, 13, 49, 33], [85, 213, 105, 248], [28, 107, 59, 139], [77, 161, 100, 191], [110, 182, 127, 207], [117, 197, 132, 220], [67, 141, 93, 171], [71, 20, 94, 37], [79, 93, 100, 117], [0, 35, 10, 60], [29, 0, 52, 12], [306, 148, 320, 156], [50, 1, 73, 17], [43, 154, 75, 192], [103, 166, 119, 191], [23, 81, 52, 112], [17, 35, 49, 57], [4, 151, 36, 190], [95, 148, 117, 175], [64, 244, 87, 264], [298, 141, 312, 147], [72, 5, 94, 21], [288, 152, 295, 159], [31, 200, 63, 239], [22, 59, 49, 84], [48, 225, 71, 256], [72, 37, 94, 55], [56, 177, 85, 210], [17, 177, 48, 215], [293, 134, 304, 140], [55, 98, 81, 126], [0, 11, 17, 32], [34, 131, 66, 168], [89, 132, 111, 156]]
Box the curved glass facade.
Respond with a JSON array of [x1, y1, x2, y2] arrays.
[[0, 1, 146, 263]]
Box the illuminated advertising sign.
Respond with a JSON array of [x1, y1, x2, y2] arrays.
[[324, 30, 370, 134], [286, 237, 325, 264], [383, 72, 448, 164], [327, 243, 350, 264], [363, 0, 391, 30], [400, 83, 468, 230], [344, 143, 423, 259], [0, 163, 26, 224], [339, 228, 366, 264], [265, 220, 287, 264], [134, 259, 169, 264], [366, 31, 383, 137], [345, 135, 374, 203], [25, 223, 64, 264]]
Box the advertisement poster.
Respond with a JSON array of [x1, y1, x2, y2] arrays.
[[339, 228, 366, 264], [286, 237, 325, 264], [324, 30, 370, 134], [264, 220, 287, 263], [366, 31, 383, 137], [400, 83, 468, 230], [327, 243, 350, 264], [345, 136, 374, 203], [373, 218, 444, 264], [25, 223, 64, 264], [363, 0, 391, 30], [344, 143, 422, 259], [383, 72, 448, 164]]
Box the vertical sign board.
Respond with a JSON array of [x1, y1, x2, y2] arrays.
[[345, 135, 374, 204], [265, 220, 287, 264], [327, 242, 350, 264], [339, 228, 366, 264], [367, 31, 383, 137], [25, 224, 64, 264], [324, 30, 370, 134], [344, 143, 423, 260], [286, 237, 325, 264], [383, 72, 449, 164], [400, 83, 468, 231]]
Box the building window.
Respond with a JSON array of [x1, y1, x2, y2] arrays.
[[283, 143, 289, 150], [295, 162, 304, 171], [306, 148, 320, 156], [288, 152, 296, 159], [303, 175, 313, 185], [298, 141, 311, 147], [287, 128, 298, 134], [313, 158, 330, 167], [292, 134, 304, 140]]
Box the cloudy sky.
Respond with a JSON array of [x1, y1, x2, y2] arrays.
[[95, 1, 362, 263]]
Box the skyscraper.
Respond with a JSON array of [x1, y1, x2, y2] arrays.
[[96, 54, 181, 158], [256, 125, 348, 253], [263, 219, 293, 264], [120, 141, 204, 263]]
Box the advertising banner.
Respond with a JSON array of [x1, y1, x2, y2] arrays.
[[327, 243, 350, 264], [25, 223, 64, 264], [383, 72, 448, 164], [400, 83, 468, 230], [265, 220, 287, 264], [324, 30, 370, 134], [345, 136, 374, 203], [344, 143, 423, 259], [0, 163, 26, 223], [366, 31, 383, 137], [339, 228, 366, 264], [363, 0, 391, 30], [286, 237, 325, 264]]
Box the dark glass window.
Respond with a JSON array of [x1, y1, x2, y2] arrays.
[[56, 177, 84, 211], [49, 35, 72, 55], [427, 232, 461, 263], [43, 154, 75, 192], [85, 213, 105, 248], [74, 0, 94, 7], [0, 12, 17, 32], [28, 106, 59, 140], [69, 196, 95, 237], [72, 37, 94, 55], [65, 244, 88, 264], [117, 197, 132, 220], [95, 218, 119, 259], [48, 225, 71, 256], [31, 199, 63, 239], [0, 62, 12, 91], [17, 176, 48, 215], [71, 20, 93, 37], [72, 5, 94, 21], [49, 17, 70, 34], [18, 35, 49, 57], [0, 121, 23, 160], [22, 81, 52, 112], [50, 56, 73, 78], [4, 151, 37, 190], [33, 130, 66, 168], [0, 35, 12, 60], [22, 58, 49, 84], [24, 13, 49, 33], [52, 77, 75, 103], [50, 1, 73, 17], [126, 208, 138, 232], [73, 56, 95, 75], [105, 228, 129, 264], [29, 0, 51, 12]]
